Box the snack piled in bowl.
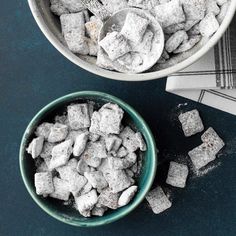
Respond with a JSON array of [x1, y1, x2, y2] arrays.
[[26, 101, 147, 217], [50, 0, 231, 73]]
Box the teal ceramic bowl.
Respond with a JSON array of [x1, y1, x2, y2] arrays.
[[19, 91, 157, 227]]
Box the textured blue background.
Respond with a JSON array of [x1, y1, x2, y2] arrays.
[[0, 1, 236, 235]]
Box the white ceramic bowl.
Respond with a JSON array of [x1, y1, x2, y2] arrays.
[[28, 0, 236, 81]]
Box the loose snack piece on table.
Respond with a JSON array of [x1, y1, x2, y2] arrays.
[[178, 109, 204, 137], [28, 101, 147, 217], [188, 143, 217, 170], [188, 127, 224, 170], [50, 0, 231, 73], [166, 161, 189, 188], [146, 187, 172, 214]]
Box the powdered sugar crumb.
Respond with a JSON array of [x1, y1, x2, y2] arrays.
[[191, 161, 222, 178]]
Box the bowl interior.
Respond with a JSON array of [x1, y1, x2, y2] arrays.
[[19, 91, 157, 227], [29, 0, 236, 80]]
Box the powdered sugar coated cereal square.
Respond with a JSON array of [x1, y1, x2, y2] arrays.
[[178, 109, 204, 137], [121, 12, 149, 43], [99, 32, 131, 61], [188, 143, 216, 170], [166, 162, 189, 188], [35, 172, 54, 195], [146, 187, 172, 214]]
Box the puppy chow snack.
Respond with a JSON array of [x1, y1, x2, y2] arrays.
[[27, 136, 44, 159], [34, 172, 54, 195], [50, 0, 231, 74], [188, 143, 217, 170], [118, 186, 138, 207], [154, 0, 186, 28], [166, 161, 189, 188], [100, 0, 128, 14], [99, 31, 131, 61], [146, 187, 172, 214], [67, 103, 90, 130], [165, 30, 188, 53], [178, 109, 204, 137], [199, 12, 220, 37], [60, 12, 89, 54], [28, 100, 146, 217], [48, 123, 68, 143], [201, 127, 225, 154], [120, 12, 149, 43]]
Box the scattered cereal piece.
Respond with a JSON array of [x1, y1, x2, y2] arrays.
[[146, 187, 172, 214], [118, 186, 138, 207], [48, 123, 68, 143], [99, 31, 131, 61], [199, 13, 220, 38], [50, 177, 70, 201], [75, 189, 98, 217], [121, 12, 149, 43], [201, 127, 225, 155], [73, 131, 89, 157], [50, 139, 73, 170], [188, 143, 216, 170], [27, 136, 44, 159], [166, 162, 189, 188], [67, 103, 91, 130], [34, 172, 54, 195], [178, 109, 204, 137]]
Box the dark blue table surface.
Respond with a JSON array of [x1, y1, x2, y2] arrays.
[[1, 1, 236, 235]]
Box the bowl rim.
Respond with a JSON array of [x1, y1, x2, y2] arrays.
[[19, 91, 157, 227], [28, 0, 236, 81]]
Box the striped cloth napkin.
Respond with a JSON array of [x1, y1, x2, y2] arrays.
[[166, 18, 236, 115]]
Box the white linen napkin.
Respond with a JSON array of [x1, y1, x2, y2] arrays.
[[166, 23, 236, 115]]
